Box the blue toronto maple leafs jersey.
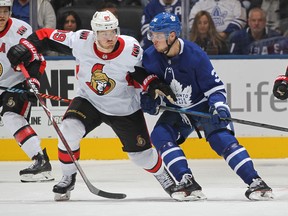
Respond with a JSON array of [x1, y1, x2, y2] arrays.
[[142, 38, 227, 111]]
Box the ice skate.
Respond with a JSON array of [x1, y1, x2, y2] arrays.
[[53, 173, 77, 201], [154, 167, 177, 196], [170, 174, 207, 201], [19, 148, 54, 182], [245, 178, 274, 201]]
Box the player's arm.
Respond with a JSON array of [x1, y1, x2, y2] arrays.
[[130, 66, 176, 103], [7, 28, 71, 68]]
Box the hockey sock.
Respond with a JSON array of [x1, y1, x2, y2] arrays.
[[2, 112, 41, 158], [208, 131, 259, 185], [151, 124, 192, 182]]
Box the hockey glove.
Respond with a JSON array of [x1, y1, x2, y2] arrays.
[[209, 102, 231, 125], [142, 74, 176, 104], [7, 38, 43, 69], [273, 75, 288, 100], [140, 92, 161, 115], [20, 78, 40, 103]]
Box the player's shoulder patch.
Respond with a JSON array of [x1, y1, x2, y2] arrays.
[[16, 25, 28, 36], [131, 43, 140, 57], [79, 30, 90, 40]]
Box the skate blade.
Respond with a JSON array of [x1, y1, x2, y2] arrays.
[[171, 190, 207, 201], [248, 191, 274, 201], [20, 171, 55, 183], [54, 191, 71, 201]]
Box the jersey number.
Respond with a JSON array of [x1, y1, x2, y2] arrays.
[[52, 33, 66, 42]]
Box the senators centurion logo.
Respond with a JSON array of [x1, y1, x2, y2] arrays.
[[136, 135, 146, 147], [86, 63, 116, 95]]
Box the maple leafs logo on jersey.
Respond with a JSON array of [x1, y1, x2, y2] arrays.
[[170, 80, 192, 107], [86, 63, 116, 95], [17, 26, 28, 36]]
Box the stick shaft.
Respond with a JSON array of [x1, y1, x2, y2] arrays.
[[0, 85, 71, 103], [159, 105, 288, 132]]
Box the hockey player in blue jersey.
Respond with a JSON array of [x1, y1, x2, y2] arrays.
[[140, 12, 274, 201]]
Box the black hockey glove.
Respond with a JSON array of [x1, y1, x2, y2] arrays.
[[20, 77, 40, 103], [273, 75, 288, 100], [142, 74, 176, 103], [7, 38, 42, 69]]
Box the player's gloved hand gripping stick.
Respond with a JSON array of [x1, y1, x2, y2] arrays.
[[273, 66, 288, 100], [19, 63, 126, 200]]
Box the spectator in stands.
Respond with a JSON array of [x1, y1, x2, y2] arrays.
[[50, 11, 82, 56], [140, 0, 181, 50], [189, 0, 247, 40], [249, 0, 288, 35], [53, 10, 82, 56], [190, 10, 229, 54], [12, 0, 56, 28], [56, 10, 82, 31], [229, 7, 283, 55]]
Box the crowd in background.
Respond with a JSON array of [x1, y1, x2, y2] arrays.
[[11, 0, 288, 55]]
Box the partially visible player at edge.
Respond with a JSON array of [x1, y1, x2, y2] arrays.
[[0, 0, 53, 182], [7, 10, 196, 201], [273, 66, 288, 100], [140, 12, 274, 201]]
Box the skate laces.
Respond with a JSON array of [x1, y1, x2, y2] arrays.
[[28, 156, 43, 169], [249, 178, 263, 189], [180, 174, 193, 186], [155, 170, 175, 189]]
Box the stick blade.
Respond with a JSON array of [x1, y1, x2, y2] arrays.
[[86, 180, 127, 199]]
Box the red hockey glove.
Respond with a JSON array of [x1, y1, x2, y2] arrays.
[[20, 78, 40, 103], [273, 75, 288, 100]]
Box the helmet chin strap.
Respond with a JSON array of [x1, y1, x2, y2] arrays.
[[163, 36, 178, 56]]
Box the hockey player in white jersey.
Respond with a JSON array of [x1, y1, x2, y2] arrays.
[[6, 10, 189, 201], [0, 0, 53, 182]]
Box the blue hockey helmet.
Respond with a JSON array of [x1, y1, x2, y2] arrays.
[[149, 12, 181, 38]]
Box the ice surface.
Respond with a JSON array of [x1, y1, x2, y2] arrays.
[[0, 159, 287, 216]]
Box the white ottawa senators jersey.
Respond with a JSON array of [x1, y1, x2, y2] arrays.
[[37, 29, 142, 116], [0, 18, 32, 93]]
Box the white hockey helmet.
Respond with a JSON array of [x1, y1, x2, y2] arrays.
[[91, 10, 119, 32], [0, 0, 12, 7]]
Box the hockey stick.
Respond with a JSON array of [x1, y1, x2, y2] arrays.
[[159, 105, 288, 132], [19, 64, 126, 199], [0, 86, 72, 104]]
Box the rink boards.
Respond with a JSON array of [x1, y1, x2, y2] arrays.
[[0, 137, 288, 161], [1, 57, 288, 160]]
